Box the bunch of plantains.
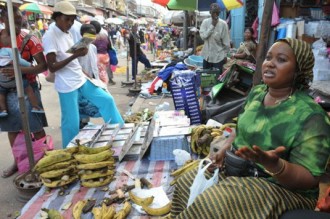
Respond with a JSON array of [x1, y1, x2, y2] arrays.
[[34, 146, 79, 189], [75, 141, 116, 188], [190, 123, 236, 156]]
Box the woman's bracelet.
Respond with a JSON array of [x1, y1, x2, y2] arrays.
[[264, 159, 286, 177]]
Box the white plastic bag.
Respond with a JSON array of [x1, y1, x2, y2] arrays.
[[173, 149, 191, 166], [187, 158, 219, 207]]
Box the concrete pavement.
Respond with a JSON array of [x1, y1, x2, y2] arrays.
[[0, 49, 163, 218]]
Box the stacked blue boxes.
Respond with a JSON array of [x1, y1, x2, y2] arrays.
[[170, 70, 202, 125]]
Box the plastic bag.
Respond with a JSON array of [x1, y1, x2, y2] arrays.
[[12, 133, 54, 173], [173, 149, 191, 166], [187, 158, 219, 207], [108, 48, 118, 65]]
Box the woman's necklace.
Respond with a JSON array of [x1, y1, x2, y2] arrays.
[[267, 89, 292, 105]]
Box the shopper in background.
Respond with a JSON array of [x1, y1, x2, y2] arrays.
[[90, 20, 116, 85], [149, 28, 156, 53], [199, 3, 230, 72], [42, 1, 123, 147], [128, 22, 151, 80], [0, 5, 48, 177], [30, 23, 42, 40]]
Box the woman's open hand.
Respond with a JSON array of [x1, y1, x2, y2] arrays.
[[235, 145, 286, 169]]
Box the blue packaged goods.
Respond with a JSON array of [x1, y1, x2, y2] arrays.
[[170, 70, 202, 125], [149, 135, 190, 161]]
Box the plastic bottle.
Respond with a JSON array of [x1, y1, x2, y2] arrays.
[[155, 101, 170, 111]]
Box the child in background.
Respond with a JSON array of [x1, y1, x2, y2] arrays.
[[77, 24, 99, 80], [0, 47, 45, 117]]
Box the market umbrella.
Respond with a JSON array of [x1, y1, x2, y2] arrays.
[[105, 17, 124, 25], [163, 10, 211, 24], [151, 0, 170, 7], [153, 0, 243, 11], [19, 3, 53, 14]]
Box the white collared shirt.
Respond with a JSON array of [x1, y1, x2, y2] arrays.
[[42, 25, 86, 93], [200, 18, 230, 63]]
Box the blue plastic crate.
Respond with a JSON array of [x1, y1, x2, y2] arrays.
[[149, 136, 190, 161]]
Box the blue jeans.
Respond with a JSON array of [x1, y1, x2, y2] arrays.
[[131, 53, 151, 80], [58, 80, 124, 148]]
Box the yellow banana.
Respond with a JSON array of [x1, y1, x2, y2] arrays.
[[81, 175, 114, 188], [102, 204, 116, 219], [114, 201, 131, 219], [101, 203, 107, 218], [92, 207, 103, 219], [72, 200, 88, 219], [211, 131, 222, 138], [128, 191, 154, 206], [80, 169, 115, 180], [76, 160, 115, 170], [74, 150, 114, 164], [45, 147, 78, 156], [34, 152, 72, 171], [170, 159, 199, 177], [40, 165, 76, 179], [142, 201, 172, 216], [42, 175, 78, 188], [36, 160, 76, 174], [78, 145, 111, 154], [41, 208, 64, 219]]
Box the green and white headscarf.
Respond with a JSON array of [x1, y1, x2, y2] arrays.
[[276, 38, 314, 91]]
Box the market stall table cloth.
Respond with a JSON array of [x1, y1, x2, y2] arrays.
[[19, 159, 176, 219]]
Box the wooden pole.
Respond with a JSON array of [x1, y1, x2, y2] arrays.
[[8, 0, 35, 169], [253, 0, 275, 85], [183, 10, 189, 50]]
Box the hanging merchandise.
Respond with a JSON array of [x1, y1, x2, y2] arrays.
[[170, 70, 202, 125], [271, 2, 280, 27]]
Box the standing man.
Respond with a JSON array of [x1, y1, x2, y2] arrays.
[[128, 23, 151, 80], [200, 3, 230, 72]]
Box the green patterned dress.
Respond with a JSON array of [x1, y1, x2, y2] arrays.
[[171, 85, 330, 219]]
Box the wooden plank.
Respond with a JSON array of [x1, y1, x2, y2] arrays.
[[139, 119, 155, 160], [118, 124, 142, 162], [253, 0, 275, 85]]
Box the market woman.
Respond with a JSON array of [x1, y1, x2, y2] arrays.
[[0, 5, 48, 177], [42, 1, 123, 148], [231, 27, 257, 63], [170, 38, 330, 218]]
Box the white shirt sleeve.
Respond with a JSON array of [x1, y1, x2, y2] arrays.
[[42, 30, 57, 55]]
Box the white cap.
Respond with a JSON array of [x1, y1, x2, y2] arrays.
[[54, 1, 77, 16]]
